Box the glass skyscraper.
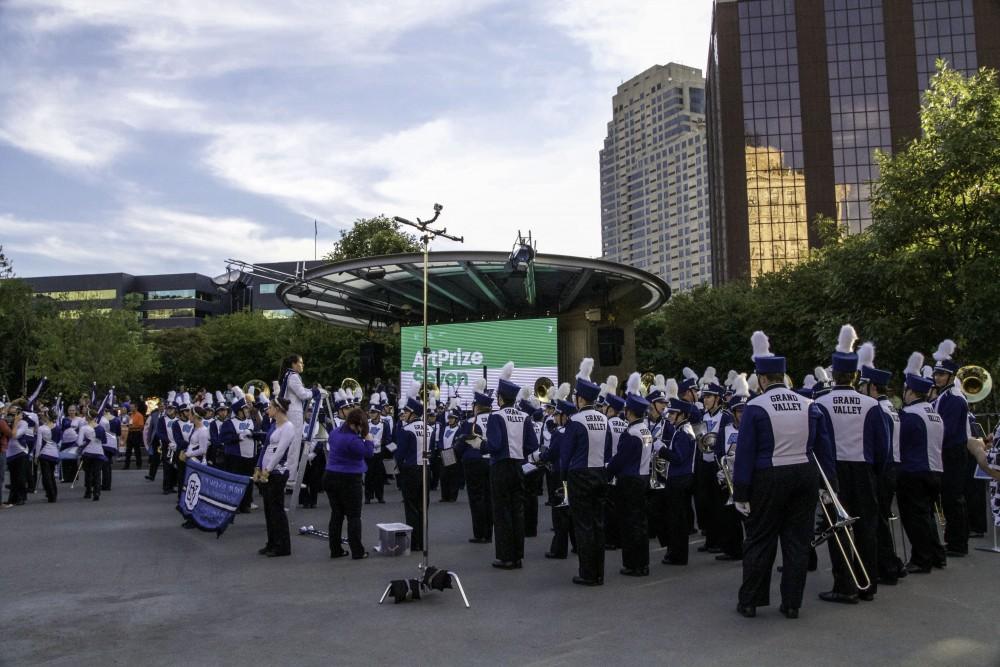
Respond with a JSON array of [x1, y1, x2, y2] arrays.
[[707, 0, 1000, 283]]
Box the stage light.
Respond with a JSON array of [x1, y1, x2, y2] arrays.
[[509, 244, 534, 271]]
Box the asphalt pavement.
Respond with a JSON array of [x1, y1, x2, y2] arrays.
[[1, 469, 998, 667]]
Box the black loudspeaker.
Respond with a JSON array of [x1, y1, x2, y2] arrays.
[[597, 327, 624, 367], [360, 342, 384, 379]]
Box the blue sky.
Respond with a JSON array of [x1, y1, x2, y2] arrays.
[[0, 1, 712, 277]]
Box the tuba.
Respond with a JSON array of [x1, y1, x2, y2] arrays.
[[957, 365, 992, 404], [244, 380, 270, 402], [697, 431, 718, 454], [640, 372, 656, 396], [534, 377, 554, 403], [340, 377, 362, 394]]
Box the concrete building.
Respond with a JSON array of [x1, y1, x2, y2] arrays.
[[19, 261, 324, 329], [707, 0, 1000, 283], [600, 63, 711, 292]]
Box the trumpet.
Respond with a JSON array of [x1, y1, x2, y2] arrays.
[[811, 455, 872, 592]]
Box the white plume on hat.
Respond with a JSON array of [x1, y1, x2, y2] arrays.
[[370, 393, 380, 407], [517, 385, 531, 402], [751, 331, 772, 359], [626, 372, 641, 396], [397, 394, 407, 410], [167, 390, 176, 404], [724, 370, 738, 388], [447, 397, 459, 411], [814, 366, 830, 383], [904, 352, 924, 376], [748, 374, 760, 393], [732, 373, 750, 398], [933, 339, 956, 362], [836, 324, 858, 354], [473, 376, 487, 394], [601, 375, 619, 398], [665, 378, 679, 401], [653, 374, 666, 392], [271, 381, 280, 396], [700, 367, 718, 386], [379, 391, 388, 403], [857, 342, 875, 368], [231, 385, 245, 401], [921, 365, 934, 379], [245, 385, 255, 399], [682, 367, 698, 382], [333, 389, 345, 404], [500, 361, 515, 381], [215, 391, 225, 404], [354, 387, 364, 402], [555, 382, 571, 401], [802, 374, 817, 390], [577, 358, 594, 381]]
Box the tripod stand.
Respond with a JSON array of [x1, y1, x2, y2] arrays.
[[378, 203, 470, 608]]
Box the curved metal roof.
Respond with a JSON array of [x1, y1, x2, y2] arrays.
[[277, 251, 670, 331]]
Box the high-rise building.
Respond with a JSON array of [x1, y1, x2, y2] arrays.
[[600, 63, 711, 292], [707, 0, 1000, 283]]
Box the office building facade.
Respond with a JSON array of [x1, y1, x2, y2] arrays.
[[600, 63, 711, 292], [707, 0, 1000, 283]]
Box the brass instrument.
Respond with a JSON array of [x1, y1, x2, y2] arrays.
[[556, 481, 569, 508], [640, 372, 656, 396], [340, 377, 362, 393], [534, 377, 554, 403], [957, 365, 992, 404], [697, 431, 718, 454], [811, 456, 872, 592], [244, 380, 270, 403], [650, 452, 667, 490]]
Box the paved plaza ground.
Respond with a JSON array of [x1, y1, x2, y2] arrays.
[[1, 470, 998, 667]]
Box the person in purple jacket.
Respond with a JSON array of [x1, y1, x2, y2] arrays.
[[324, 407, 375, 560]]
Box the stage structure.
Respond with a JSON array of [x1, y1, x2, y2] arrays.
[[262, 250, 670, 383]]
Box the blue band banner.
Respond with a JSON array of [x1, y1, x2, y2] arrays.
[[178, 460, 251, 536]]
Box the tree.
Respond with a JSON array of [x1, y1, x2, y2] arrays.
[[0, 278, 50, 397], [325, 215, 420, 261], [0, 244, 14, 279]]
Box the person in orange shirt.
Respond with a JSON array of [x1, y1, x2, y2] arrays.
[[123, 403, 146, 470]]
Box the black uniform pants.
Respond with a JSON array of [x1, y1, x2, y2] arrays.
[[399, 465, 424, 552], [298, 451, 325, 507], [524, 467, 543, 537], [439, 459, 461, 501], [605, 482, 621, 548], [665, 475, 694, 564], [6, 455, 29, 505], [695, 455, 721, 547], [897, 471, 946, 569], [39, 459, 58, 501], [549, 502, 576, 557], [941, 447, 969, 553], [617, 476, 649, 570], [61, 457, 78, 484], [429, 453, 441, 491], [175, 458, 187, 503], [365, 455, 386, 502], [101, 455, 113, 490], [124, 431, 143, 469], [491, 459, 526, 562], [82, 457, 103, 498], [568, 468, 608, 582], [324, 472, 364, 557], [828, 461, 879, 596], [739, 463, 817, 609], [965, 455, 988, 534], [876, 464, 904, 579], [147, 438, 161, 480], [463, 458, 492, 540], [718, 503, 745, 559], [162, 451, 177, 492], [261, 472, 290, 554], [647, 486, 669, 547], [224, 455, 255, 511]]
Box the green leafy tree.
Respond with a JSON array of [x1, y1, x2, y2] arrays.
[[325, 215, 420, 261]]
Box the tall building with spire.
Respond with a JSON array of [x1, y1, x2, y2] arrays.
[[600, 63, 711, 292]]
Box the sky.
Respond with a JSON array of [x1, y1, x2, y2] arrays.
[[0, 1, 713, 278]]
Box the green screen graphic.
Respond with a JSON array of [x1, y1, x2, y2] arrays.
[[400, 318, 558, 407]]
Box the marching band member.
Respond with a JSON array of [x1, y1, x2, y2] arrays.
[[714, 373, 750, 561], [208, 393, 229, 467], [597, 376, 626, 552], [437, 399, 462, 503], [298, 401, 326, 509], [6, 403, 31, 505], [255, 397, 295, 557], [561, 358, 611, 586], [813, 325, 887, 604], [59, 404, 83, 484], [144, 400, 163, 482], [733, 331, 835, 619], [695, 368, 726, 555], [456, 377, 494, 544], [160, 395, 179, 494], [897, 353, 947, 573], [645, 375, 671, 546], [656, 379, 697, 566], [393, 384, 426, 553], [516, 386, 543, 537], [607, 377, 652, 577], [221, 395, 257, 513], [857, 343, 907, 584], [930, 339, 973, 557], [537, 383, 576, 560], [483, 362, 539, 570], [79, 410, 107, 501], [99, 403, 119, 491], [325, 406, 375, 559], [171, 402, 195, 500], [276, 354, 316, 509], [182, 407, 210, 465], [364, 396, 388, 504], [35, 408, 60, 502]]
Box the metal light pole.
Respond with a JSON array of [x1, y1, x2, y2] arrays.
[[378, 203, 471, 608]]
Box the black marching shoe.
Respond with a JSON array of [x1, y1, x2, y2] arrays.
[[84, 491, 92, 499], [736, 603, 756, 618], [491, 559, 518, 570], [779, 605, 799, 619], [352, 551, 369, 560], [858, 591, 875, 602], [330, 550, 349, 559], [258, 546, 273, 555], [619, 567, 649, 577], [267, 550, 291, 558], [715, 554, 740, 561], [904, 562, 932, 574], [545, 552, 566, 559], [92, 494, 100, 502], [945, 549, 967, 558], [572, 575, 600, 587], [468, 537, 490, 544], [819, 591, 859, 604]]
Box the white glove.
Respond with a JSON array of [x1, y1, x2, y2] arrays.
[[819, 489, 833, 505], [528, 451, 541, 464], [307, 452, 317, 462], [735, 501, 750, 517], [716, 470, 726, 484], [466, 435, 483, 450]]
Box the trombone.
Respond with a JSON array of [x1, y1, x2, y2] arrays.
[[811, 454, 872, 591]]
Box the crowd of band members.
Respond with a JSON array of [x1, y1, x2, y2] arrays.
[[3, 334, 998, 617]]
